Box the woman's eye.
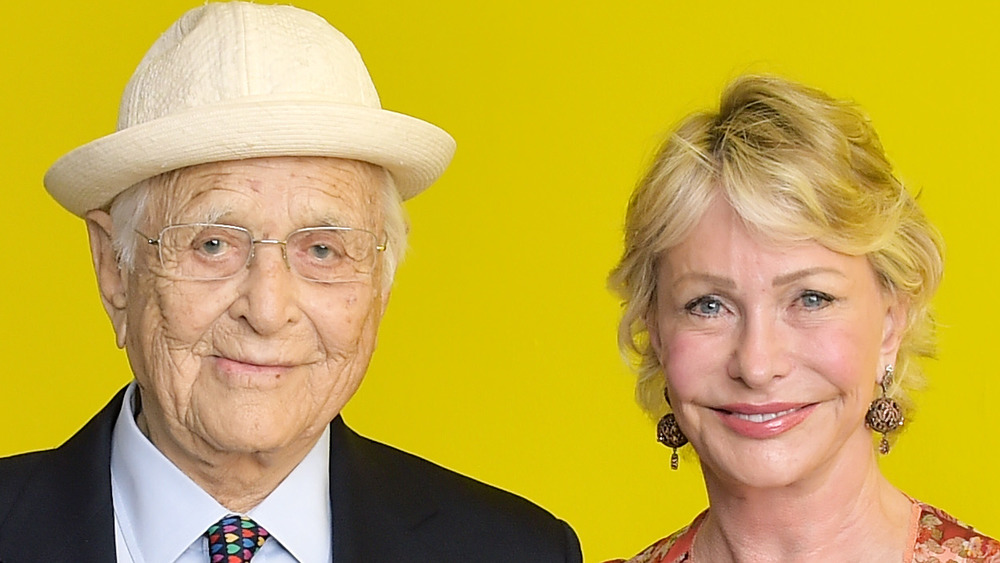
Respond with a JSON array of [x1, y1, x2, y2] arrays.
[[685, 296, 725, 317], [799, 291, 834, 309]]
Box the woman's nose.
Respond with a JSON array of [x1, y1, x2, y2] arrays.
[[730, 309, 790, 387]]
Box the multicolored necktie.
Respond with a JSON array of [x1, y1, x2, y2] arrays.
[[206, 515, 270, 562]]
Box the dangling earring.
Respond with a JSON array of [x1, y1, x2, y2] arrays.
[[657, 413, 688, 470], [656, 388, 688, 469], [865, 365, 904, 454]]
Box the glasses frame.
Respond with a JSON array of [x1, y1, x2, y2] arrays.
[[139, 222, 387, 283]]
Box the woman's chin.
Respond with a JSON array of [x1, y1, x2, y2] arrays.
[[697, 440, 830, 492]]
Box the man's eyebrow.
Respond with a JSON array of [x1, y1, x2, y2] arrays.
[[178, 205, 232, 224], [167, 190, 233, 224], [309, 210, 363, 228], [203, 207, 233, 224], [772, 267, 845, 287], [316, 214, 348, 226]]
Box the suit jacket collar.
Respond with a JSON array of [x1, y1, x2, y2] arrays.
[[0, 387, 122, 562], [0, 388, 441, 562], [328, 415, 440, 560]]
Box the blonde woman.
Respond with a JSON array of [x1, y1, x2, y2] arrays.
[[608, 75, 999, 563]]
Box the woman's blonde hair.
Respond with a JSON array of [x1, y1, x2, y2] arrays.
[[608, 75, 944, 426]]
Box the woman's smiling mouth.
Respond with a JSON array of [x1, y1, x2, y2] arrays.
[[714, 403, 818, 438]]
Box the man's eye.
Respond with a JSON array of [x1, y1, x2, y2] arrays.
[[309, 244, 334, 260], [685, 296, 724, 317], [199, 238, 227, 255], [800, 291, 834, 309]]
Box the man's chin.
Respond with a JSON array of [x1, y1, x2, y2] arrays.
[[193, 416, 328, 458]]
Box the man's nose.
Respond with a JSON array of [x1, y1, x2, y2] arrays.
[[230, 242, 301, 334]]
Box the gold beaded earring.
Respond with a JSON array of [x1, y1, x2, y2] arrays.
[[865, 365, 904, 454], [656, 389, 688, 469]]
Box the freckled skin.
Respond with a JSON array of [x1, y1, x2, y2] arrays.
[[87, 156, 388, 510]]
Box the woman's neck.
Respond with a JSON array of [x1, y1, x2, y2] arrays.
[[693, 446, 914, 563]]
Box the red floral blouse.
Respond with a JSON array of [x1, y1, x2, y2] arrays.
[[609, 501, 1000, 563]]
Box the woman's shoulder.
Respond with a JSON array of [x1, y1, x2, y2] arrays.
[[603, 512, 705, 563], [912, 501, 1000, 562]]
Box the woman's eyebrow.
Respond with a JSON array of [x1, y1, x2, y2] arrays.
[[673, 272, 736, 288], [772, 267, 845, 287]]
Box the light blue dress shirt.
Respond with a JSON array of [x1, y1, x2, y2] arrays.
[[110, 383, 333, 563]]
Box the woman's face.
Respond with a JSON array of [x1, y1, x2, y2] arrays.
[[647, 199, 905, 490]]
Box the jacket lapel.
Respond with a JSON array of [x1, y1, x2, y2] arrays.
[[0, 388, 124, 562], [328, 416, 439, 561], [1, 399, 447, 562]]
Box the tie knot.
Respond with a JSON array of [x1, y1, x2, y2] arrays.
[[206, 515, 270, 562]]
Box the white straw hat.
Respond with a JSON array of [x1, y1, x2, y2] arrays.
[[44, 1, 456, 217]]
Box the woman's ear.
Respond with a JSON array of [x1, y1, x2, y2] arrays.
[[880, 294, 909, 368], [85, 209, 129, 348], [646, 303, 663, 361]]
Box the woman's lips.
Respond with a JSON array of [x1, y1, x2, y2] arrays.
[[714, 403, 817, 439]]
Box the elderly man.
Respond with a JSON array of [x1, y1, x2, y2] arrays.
[[0, 3, 582, 562]]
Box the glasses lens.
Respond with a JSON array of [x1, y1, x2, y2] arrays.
[[159, 224, 251, 280], [287, 227, 377, 282]]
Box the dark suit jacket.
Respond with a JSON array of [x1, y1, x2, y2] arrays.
[[0, 389, 582, 562]]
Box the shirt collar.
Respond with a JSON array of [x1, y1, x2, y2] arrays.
[[110, 382, 332, 563], [247, 416, 332, 563]]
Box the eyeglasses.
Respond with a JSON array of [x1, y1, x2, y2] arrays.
[[140, 223, 386, 283]]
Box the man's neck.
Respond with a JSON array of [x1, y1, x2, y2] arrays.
[[136, 408, 323, 512]]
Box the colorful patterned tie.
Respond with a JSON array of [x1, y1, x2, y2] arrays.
[[206, 515, 270, 562]]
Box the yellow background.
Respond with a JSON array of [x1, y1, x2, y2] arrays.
[[1, 1, 997, 560]]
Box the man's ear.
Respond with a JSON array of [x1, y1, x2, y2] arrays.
[[380, 286, 391, 317], [85, 210, 129, 348]]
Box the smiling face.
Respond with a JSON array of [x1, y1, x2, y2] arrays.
[[91, 156, 388, 467], [648, 198, 905, 491]]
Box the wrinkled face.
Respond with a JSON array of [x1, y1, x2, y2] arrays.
[[118, 157, 387, 461], [648, 199, 904, 490]]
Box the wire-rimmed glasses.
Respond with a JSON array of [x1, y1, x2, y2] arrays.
[[140, 223, 385, 283]]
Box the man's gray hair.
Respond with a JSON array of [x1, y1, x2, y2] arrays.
[[109, 164, 408, 287]]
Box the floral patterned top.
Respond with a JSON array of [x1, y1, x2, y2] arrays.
[[608, 501, 1000, 563]]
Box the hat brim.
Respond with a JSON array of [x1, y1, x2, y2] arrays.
[[44, 98, 456, 216]]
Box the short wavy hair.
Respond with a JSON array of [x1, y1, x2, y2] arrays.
[[608, 75, 944, 429]]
